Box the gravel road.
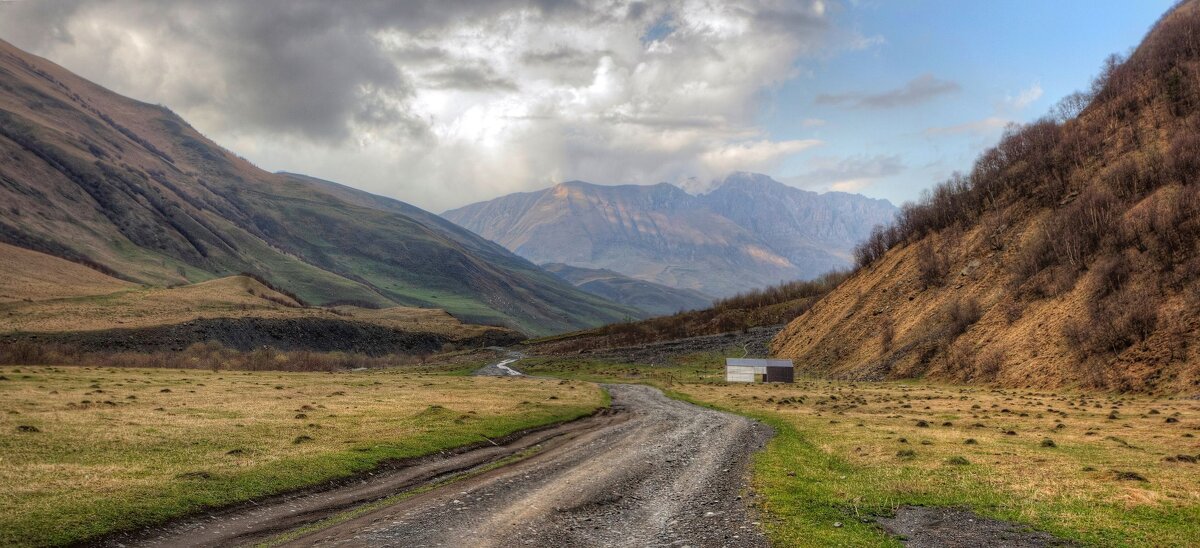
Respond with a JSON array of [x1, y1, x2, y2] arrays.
[[112, 384, 771, 548], [473, 351, 526, 376], [287, 384, 772, 547]]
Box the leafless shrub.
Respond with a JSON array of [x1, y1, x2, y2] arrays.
[[944, 343, 975, 378], [944, 297, 982, 338], [1000, 300, 1023, 324], [0, 340, 49, 365], [1063, 284, 1159, 357], [879, 317, 895, 355], [975, 349, 1005, 380], [1053, 91, 1092, 122], [1167, 118, 1200, 182], [980, 213, 1007, 252], [0, 342, 424, 372], [1127, 187, 1200, 275], [1011, 223, 1056, 290], [915, 240, 949, 289], [854, 225, 891, 268], [1049, 185, 1120, 269]]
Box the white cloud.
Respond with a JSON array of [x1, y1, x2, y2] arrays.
[[785, 153, 905, 193], [922, 116, 1010, 136], [700, 139, 823, 175], [1005, 83, 1044, 111], [0, 0, 858, 211]]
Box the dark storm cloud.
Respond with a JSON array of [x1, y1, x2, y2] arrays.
[[423, 65, 518, 92], [0, 0, 578, 142], [521, 45, 600, 66], [816, 73, 960, 109], [0, 0, 849, 211]]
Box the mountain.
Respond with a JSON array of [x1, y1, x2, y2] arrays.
[[0, 39, 640, 336], [772, 0, 1200, 393], [699, 172, 897, 277], [442, 176, 896, 297], [542, 263, 713, 317]]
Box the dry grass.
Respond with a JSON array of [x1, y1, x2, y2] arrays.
[[0, 242, 136, 303], [0, 274, 498, 339], [0, 365, 603, 545], [673, 379, 1200, 546], [523, 356, 1200, 545]]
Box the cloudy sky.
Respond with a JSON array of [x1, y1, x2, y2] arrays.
[[0, 0, 1175, 212]]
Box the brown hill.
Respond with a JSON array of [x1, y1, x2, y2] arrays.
[[772, 1, 1200, 393], [0, 242, 136, 302], [0, 39, 638, 336]]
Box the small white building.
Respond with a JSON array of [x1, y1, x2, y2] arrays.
[[725, 358, 795, 383]]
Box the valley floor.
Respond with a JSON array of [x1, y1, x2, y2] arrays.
[[3, 354, 1198, 547], [0, 365, 601, 546], [522, 355, 1200, 547]]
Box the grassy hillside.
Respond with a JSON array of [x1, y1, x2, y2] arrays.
[[773, 1, 1200, 393], [0, 39, 637, 336], [0, 242, 519, 358]]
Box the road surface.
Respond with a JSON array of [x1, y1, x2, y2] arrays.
[[121, 384, 772, 547]]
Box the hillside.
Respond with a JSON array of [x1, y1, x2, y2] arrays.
[[542, 263, 712, 317], [773, 1, 1200, 393], [443, 175, 895, 297], [0, 243, 518, 353], [0, 39, 639, 336], [529, 271, 848, 357], [0, 242, 137, 302]]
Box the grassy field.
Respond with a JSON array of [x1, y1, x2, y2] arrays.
[[0, 365, 604, 546], [524, 354, 1200, 547]]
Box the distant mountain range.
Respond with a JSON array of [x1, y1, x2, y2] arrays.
[[443, 174, 896, 297], [542, 263, 712, 317], [0, 39, 640, 336]]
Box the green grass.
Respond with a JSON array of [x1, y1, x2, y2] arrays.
[[524, 356, 1200, 547], [0, 366, 606, 546]]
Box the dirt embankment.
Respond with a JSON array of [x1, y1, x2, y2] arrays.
[[7, 317, 522, 355]]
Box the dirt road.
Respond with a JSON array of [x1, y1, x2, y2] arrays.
[[120, 384, 772, 547]]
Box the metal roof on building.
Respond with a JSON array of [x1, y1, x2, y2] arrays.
[[725, 358, 793, 368]]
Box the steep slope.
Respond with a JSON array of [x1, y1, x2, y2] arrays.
[[700, 172, 897, 279], [542, 262, 713, 316], [0, 39, 638, 336], [773, 1, 1200, 393], [443, 176, 894, 297]]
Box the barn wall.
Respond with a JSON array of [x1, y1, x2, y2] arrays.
[[726, 365, 756, 383]]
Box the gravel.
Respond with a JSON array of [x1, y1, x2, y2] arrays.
[[473, 351, 526, 376], [289, 384, 773, 547], [877, 506, 1075, 547]]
